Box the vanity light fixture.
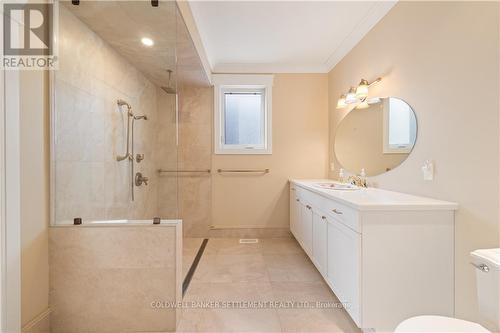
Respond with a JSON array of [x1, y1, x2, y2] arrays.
[[337, 77, 382, 109], [336, 94, 347, 109], [345, 87, 357, 104], [141, 37, 154, 47], [355, 79, 369, 98], [366, 97, 381, 105]]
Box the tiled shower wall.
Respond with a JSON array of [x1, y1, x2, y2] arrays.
[[54, 6, 177, 223], [177, 84, 213, 237]]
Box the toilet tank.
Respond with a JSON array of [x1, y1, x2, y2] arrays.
[[471, 248, 500, 330]]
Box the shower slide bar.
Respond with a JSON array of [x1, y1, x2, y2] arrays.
[[116, 99, 148, 201], [217, 169, 270, 174], [158, 169, 211, 173]]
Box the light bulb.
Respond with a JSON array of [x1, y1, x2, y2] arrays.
[[355, 79, 369, 98], [345, 87, 357, 104], [336, 94, 347, 109], [141, 37, 154, 47]]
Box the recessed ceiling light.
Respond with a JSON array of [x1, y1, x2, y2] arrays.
[[141, 37, 154, 47]]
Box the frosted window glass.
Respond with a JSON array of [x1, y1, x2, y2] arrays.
[[224, 92, 263, 146], [388, 98, 412, 147]]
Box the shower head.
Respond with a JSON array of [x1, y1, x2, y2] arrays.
[[134, 115, 148, 120], [161, 69, 177, 94], [161, 86, 177, 94]]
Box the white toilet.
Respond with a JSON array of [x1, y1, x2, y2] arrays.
[[396, 248, 500, 332]]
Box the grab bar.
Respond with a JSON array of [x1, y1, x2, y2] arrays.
[[217, 169, 269, 174], [158, 169, 211, 173]]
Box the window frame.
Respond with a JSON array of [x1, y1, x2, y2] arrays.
[[213, 74, 273, 155]]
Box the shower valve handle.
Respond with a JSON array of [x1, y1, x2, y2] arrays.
[[135, 172, 149, 186]]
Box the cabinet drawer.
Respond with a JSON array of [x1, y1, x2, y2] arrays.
[[295, 185, 360, 233], [322, 199, 360, 233]]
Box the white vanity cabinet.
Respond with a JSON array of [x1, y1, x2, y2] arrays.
[[291, 190, 314, 257], [289, 180, 458, 332], [326, 214, 361, 324], [289, 191, 299, 238], [311, 210, 328, 276]]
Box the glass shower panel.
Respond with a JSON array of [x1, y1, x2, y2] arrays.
[[175, 7, 213, 237], [52, 1, 179, 224]]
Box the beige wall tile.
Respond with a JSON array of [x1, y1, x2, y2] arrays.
[[49, 226, 179, 333]]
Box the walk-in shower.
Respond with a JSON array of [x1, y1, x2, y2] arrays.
[[49, 1, 211, 331], [51, 0, 211, 229], [51, 1, 181, 225]]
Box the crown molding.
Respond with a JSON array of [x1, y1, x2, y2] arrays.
[[213, 62, 330, 74], [324, 1, 397, 72]]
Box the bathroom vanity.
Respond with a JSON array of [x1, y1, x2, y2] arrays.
[[289, 180, 458, 332]]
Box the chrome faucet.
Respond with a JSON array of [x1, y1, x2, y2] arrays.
[[135, 172, 149, 186], [348, 175, 367, 188]]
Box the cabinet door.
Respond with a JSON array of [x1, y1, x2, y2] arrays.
[[301, 202, 313, 257], [289, 189, 299, 238], [312, 211, 328, 276], [327, 218, 361, 326]]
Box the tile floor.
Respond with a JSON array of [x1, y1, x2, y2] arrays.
[[178, 238, 361, 333]]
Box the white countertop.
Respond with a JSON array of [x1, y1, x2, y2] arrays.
[[291, 179, 458, 211]]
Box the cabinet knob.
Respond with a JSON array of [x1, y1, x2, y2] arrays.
[[306, 205, 312, 210], [321, 216, 326, 220], [296, 199, 300, 202], [332, 209, 343, 215]]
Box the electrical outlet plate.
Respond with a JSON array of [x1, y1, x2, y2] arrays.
[[422, 160, 434, 181]]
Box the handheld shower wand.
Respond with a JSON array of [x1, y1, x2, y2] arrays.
[[117, 99, 132, 110]]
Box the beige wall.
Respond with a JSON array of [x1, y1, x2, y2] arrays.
[[20, 70, 50, 326], [328, 2, 500, 328], [211, 74, 329, 231]]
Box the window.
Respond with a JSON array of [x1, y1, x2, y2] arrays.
[[383, 97, 417, 153], [214, 75, 273, 154]]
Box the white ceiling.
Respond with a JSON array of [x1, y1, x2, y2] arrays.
[[189, 1, 396, 73]]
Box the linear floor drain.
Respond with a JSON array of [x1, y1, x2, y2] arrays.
[[239, 238, 259, 244]]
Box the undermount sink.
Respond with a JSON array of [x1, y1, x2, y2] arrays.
[[313, 182, 359, 191]]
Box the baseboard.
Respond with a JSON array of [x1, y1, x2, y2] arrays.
[[208, 227, 291, 238], [22, 308, 51, 333]]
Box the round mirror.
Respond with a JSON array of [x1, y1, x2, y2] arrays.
[[334, 97, 417, 177]]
